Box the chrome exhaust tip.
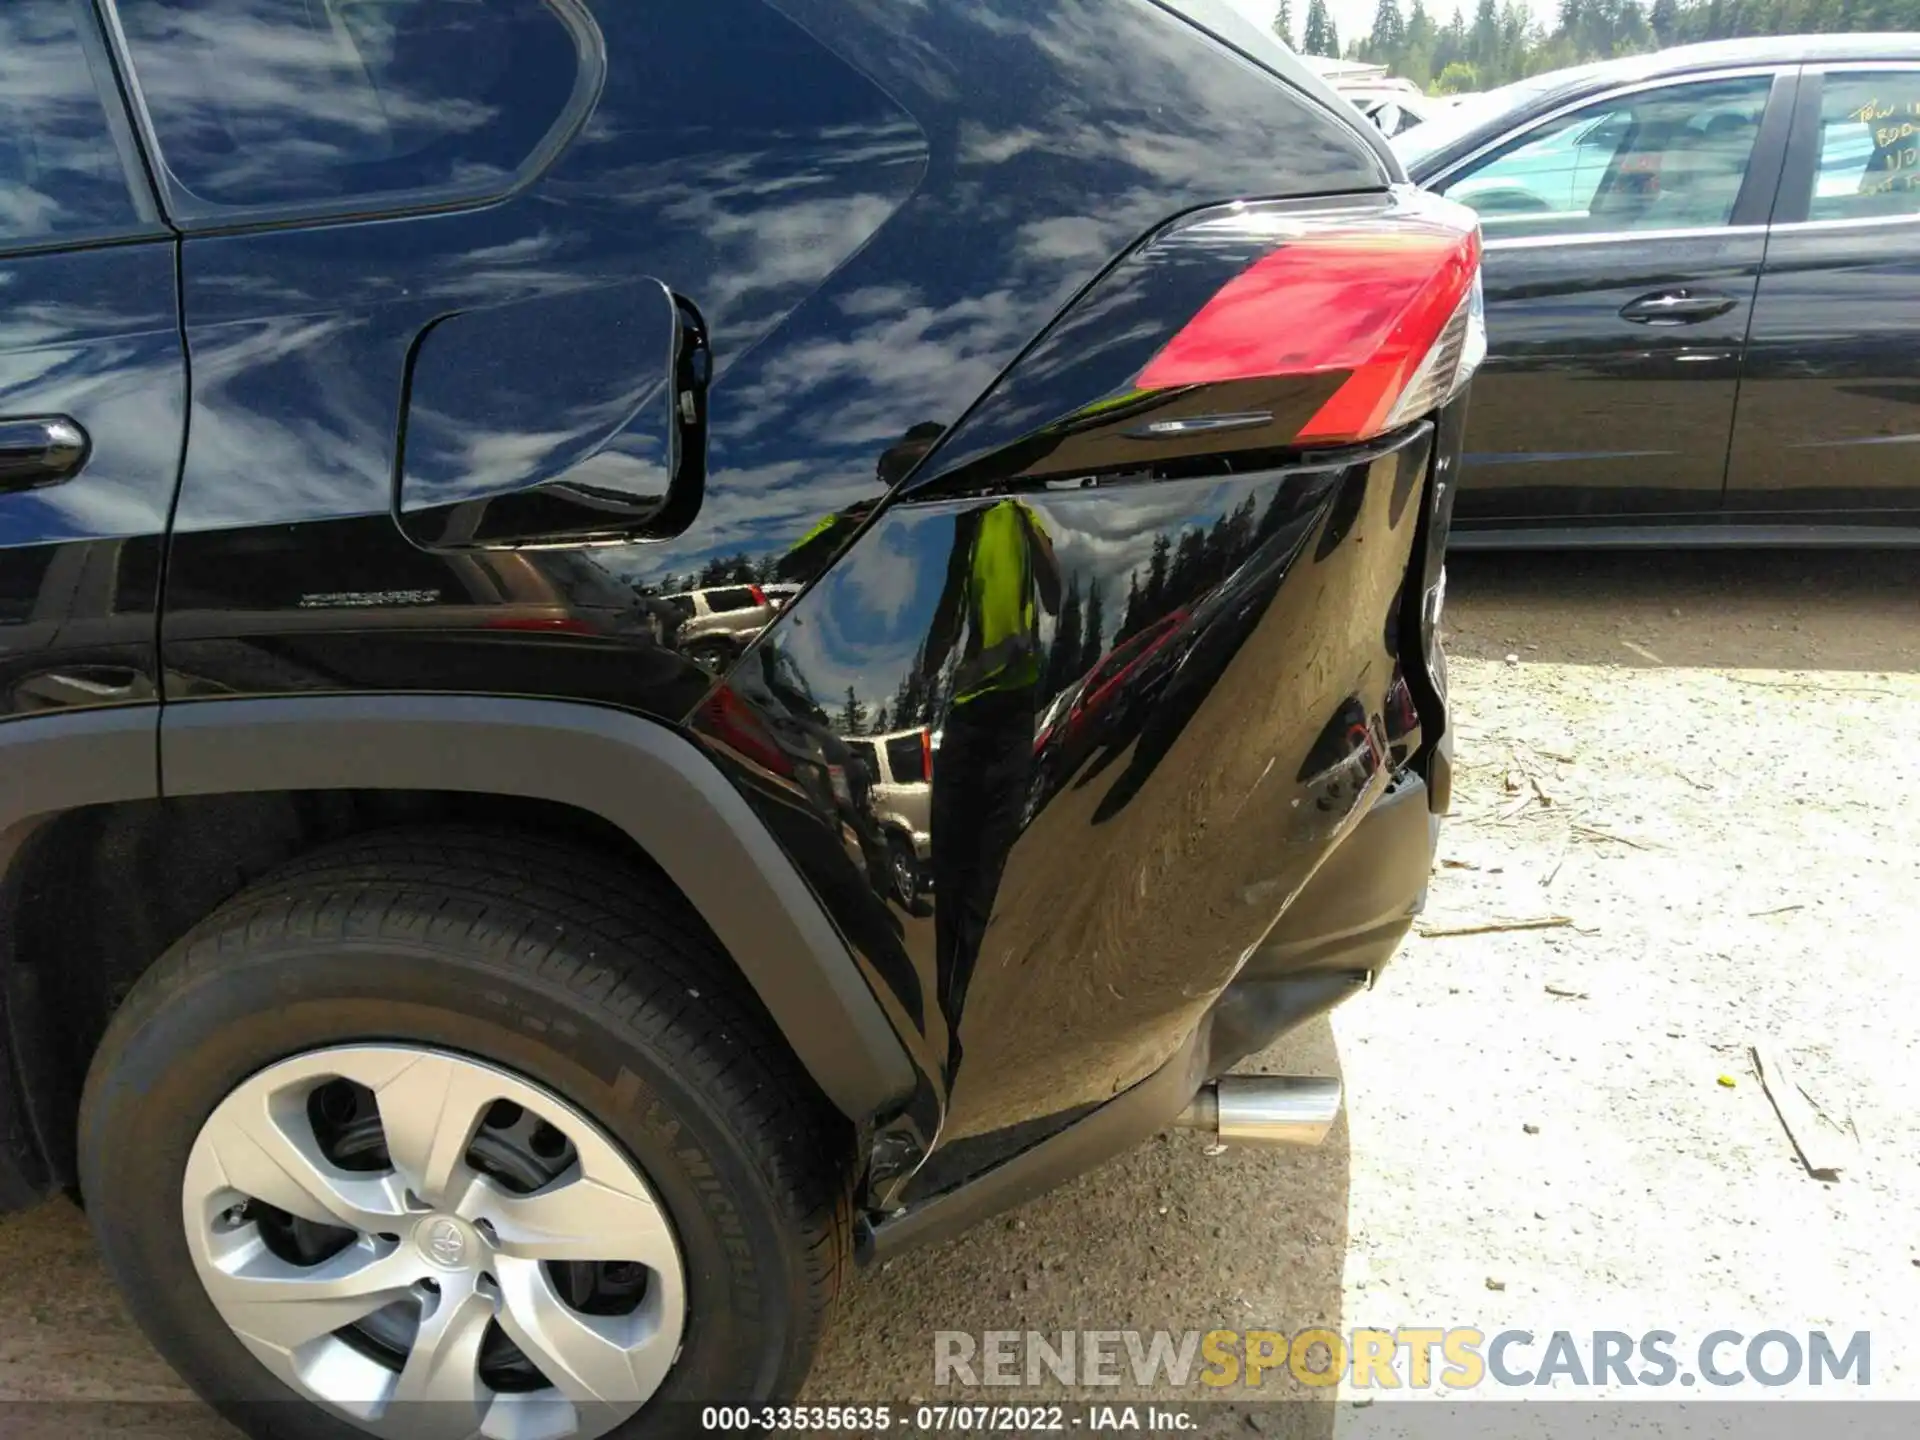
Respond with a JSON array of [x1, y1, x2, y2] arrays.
[[1174, 1075, 1342, 1147]]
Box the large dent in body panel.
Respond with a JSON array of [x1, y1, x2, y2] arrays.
[[693, 428, 1434, 1153]]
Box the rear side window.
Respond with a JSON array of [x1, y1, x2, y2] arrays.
[[0, 0, 147, 246], [111, 0, 598, 220], [1810, 73, 1920, 221], [1441, 76, 1773, 237], [703, 587, 760, 612], [884, 734, 926, 784]]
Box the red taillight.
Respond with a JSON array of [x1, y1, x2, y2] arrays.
[[748, 584, 768, 606], [1134, 193, 1483, 447], [699, 685, 793, 777], [484, 615, 597, 634], [919, 727, 933, 783]]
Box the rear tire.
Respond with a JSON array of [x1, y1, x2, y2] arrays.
[[683, 638, 735, 673], [79, 827, 853, 1439], [885, 834, 921, 908]]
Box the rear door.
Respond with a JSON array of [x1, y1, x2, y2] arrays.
[[0, 0, 185, 723], [1727, 63, 1920, 519], [1430, 69, 1793, 529]]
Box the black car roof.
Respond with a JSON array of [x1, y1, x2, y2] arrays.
[[1402, 32, 1920, 177]]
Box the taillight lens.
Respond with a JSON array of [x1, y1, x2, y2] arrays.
[[1134, 190, 1484, 447], [482, 615, 598, 635], [699, 684, 793, 777]]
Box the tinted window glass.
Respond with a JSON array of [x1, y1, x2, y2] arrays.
[[1392, 71, 1575, 169], [884, 735, 925, 783], [0, 547, 59, 625], [1441, 77, 1773, 237], [1811, 74, 1920, 221], [116, 0, 588, 216], [0, 0, 143, 245], [704, 587, 759, 612], [847, 740, 879, 775], [662, 594, 695, 619]]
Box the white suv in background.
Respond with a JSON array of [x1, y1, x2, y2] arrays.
[[662, 582, 801, 668], [845, 726, 934, 904]]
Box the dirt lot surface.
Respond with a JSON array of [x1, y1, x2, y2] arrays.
[[2, 549, 1916, 1427]]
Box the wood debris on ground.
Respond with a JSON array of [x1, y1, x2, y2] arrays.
[[1416, 915, 1574, 939], [1752, 1043, 1855, 1182]]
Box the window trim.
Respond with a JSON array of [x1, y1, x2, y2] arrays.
[[1770, 62, 1920, 232], [1485, 224, 1770, 253], [0, 0, 170, 259], [95, 0, 607, 234], [1430, 64, 1797, 248]]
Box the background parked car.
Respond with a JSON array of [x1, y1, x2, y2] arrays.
[[845, 726, 934, 904], [1347, 87, 1457, 138], [1396, 34, 1920, 545], [660, 581, 790, 668], [1299, 54, 1458, 138]]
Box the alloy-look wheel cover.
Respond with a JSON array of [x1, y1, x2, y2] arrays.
[[181, 1045, 687, 1440]]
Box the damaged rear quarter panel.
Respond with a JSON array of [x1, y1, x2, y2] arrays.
[[693, 425, 1436, 1157]]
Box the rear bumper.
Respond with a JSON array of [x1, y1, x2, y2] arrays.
[[1207, 763, 1438, 1075], [861, 763, 1440, 1259], [1251, 763, 1438, 978]]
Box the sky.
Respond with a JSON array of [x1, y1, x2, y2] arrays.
[[1222, 0, 1560, 50]]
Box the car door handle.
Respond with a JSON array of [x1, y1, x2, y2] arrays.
[[1618, 289, 1738, 325], [0, 416, 90, 493]]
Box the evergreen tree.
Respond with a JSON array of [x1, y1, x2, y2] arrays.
[[1081, 579, 1107, 676], [1470, 0, 1500, 75], [1044, 577, 1085, 701], [1120, 570, 1143, 642], [1350, 0, 1919, 91], [1275, 0, 1295, 47], [1166, 530, 1207, 610], [1367, 0, 1407, 58], [839, 685, 868, 736], [892, 662, 923, 731], [1303, 0, 1339, 55], [1402, 0, 1439, 86], [1142, 533, 1172, 622], [1619, 0, 1652, 48]]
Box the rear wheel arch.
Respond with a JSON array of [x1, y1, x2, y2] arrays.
[[157, 694, 917, 1126], [0, 698, 917, 1194]]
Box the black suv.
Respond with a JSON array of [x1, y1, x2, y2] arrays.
[[0, 1, 1477, 1431]]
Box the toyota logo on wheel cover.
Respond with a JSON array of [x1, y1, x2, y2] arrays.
[[425, 1219, 465, 1267]]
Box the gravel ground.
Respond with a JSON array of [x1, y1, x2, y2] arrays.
[[1, 549, 1915, 1428]]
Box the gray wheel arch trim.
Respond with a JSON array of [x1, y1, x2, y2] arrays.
[[154, 693, 916, 1122], [0, 706, 161, 828]]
